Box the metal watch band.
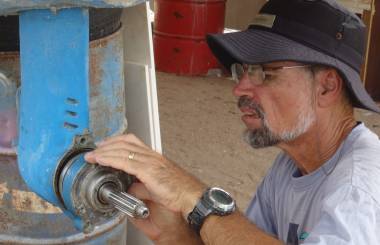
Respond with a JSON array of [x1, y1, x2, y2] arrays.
[[187, 187, 236, 235], [187, 188, 213, 235], [187, 206, 204, 235]]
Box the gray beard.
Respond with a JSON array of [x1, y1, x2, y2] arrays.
[[239, 96, 316, 149], [243, 121, 281, 149]]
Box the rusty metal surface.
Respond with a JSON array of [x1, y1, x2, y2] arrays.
[[0, 24, 128, 244], [0, 52, 20, 88], [0, 29, 128, 244], [0, 29, 127, 153], [0, 155, 127, 244], [89, 28, 127, 142], [0, 52, 19, 156]]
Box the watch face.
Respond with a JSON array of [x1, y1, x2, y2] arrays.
[[208, 187, 235, 212], [211, 189, 233, 204]]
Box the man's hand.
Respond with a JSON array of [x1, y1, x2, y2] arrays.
[[84, 134, 283, 245], [84, 134, 206, 218], [128, 183, 203, 244]]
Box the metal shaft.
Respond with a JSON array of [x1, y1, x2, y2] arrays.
[[99, 183, 149, 219]]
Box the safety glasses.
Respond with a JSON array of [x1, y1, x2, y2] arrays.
[[231, 63, 311, 85]]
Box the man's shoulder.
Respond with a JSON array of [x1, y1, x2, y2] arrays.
[[350, 123, 380, 150], [340, 123, 380, 170], [330, 124, 380, 203], [338, 123, 380, 164]]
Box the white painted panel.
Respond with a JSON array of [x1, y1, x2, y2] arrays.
[[122, 2, 160, 245], [124, 63, 153, 147], [122, 3, 153, 67], [122, 2, 161, 153]]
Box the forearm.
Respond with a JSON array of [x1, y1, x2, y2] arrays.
[[155, 220, 204, 245], [200, 211, 283, 245], [156, 231, 204, 245]]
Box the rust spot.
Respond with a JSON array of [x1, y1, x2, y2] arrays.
[[0, 210, 12, 230], [89, 29, 121, 91], [0, 156, 17, 164], [0, 51, 19, 61], [22, 197, 32, 209], [0, 51, 21, 87], [40, 199, 49, 209]]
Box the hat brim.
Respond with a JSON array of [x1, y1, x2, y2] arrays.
[[207, 29, 380, 113]]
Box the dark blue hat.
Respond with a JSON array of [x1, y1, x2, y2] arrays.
[[207, 0, 380, 113]]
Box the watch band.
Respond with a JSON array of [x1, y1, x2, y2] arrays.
[[187, 193, 213, 235], [187, 206, 204, 235], [187, 189, 213, 235], [187, 187, 235, 235]]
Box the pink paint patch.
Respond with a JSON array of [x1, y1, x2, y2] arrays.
[[0, 107, 17, 155]]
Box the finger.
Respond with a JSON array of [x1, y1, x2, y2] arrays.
[[92, 150, 158, 169], [128, 182, 153, 201], [93, 141, 154, 157], [95, 155, 145, 176], [85, 142, 155, 164], [98, 134, 149, 149], [84, 151, 97, 163], [128, 215, 160, 240], [91, 148, 139, 161]]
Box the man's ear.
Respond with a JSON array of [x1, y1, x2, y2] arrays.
[[315, 68, 343, 108]]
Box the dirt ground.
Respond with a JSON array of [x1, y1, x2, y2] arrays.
[[156, 71, 380, 211]]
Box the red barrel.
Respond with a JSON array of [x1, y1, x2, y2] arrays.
[[154, 0, 226, 75]]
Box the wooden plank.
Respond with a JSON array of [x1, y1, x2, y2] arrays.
[[361, 8, 375, 83], [364, 0, 380, 101]]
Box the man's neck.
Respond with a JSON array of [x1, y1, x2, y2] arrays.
[[278, 111, 356, 175]]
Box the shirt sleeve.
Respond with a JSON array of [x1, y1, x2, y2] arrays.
[[245, 168, 278, 237], [303, 185, 380, 245]]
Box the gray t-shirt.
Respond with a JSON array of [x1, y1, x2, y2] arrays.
[[246, 123, 380, 245]]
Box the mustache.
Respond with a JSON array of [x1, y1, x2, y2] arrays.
[[237, 96, 265, 119]]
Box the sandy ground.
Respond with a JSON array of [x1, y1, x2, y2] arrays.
[[156, 72, 380, 211]]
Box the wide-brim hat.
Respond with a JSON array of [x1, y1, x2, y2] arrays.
[[207, 0, 380, 113]]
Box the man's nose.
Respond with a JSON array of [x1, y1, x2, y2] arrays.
[[232, 73, 257, 97]]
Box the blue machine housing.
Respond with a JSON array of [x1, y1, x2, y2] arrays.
[[0, 0, 152, 243], [18, 8, 90, 208], [16, 4, 134, 231]]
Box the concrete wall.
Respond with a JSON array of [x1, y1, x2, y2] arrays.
[[225, 0, 266, 30]]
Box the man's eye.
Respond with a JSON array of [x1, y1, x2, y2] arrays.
[[264, 73, 275, 80]]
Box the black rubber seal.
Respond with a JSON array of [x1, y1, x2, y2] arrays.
[[0, 8, 123, 52]]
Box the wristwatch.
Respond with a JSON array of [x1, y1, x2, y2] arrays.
[[187, 187, 236, 235]]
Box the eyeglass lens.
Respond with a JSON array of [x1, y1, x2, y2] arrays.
[[232, 64, 264, 84]]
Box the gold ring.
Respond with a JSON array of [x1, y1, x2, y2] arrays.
[[128, 151, 136, 160]]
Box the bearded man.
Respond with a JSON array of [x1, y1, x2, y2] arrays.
[[85, 0, 380, 244]]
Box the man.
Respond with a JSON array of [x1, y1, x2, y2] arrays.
[[85, 0, 380, 244]]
